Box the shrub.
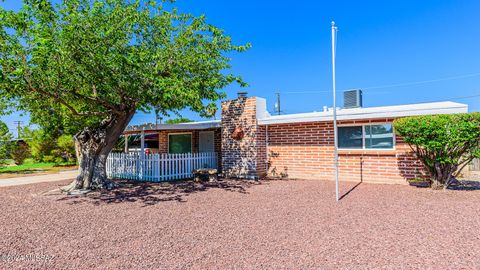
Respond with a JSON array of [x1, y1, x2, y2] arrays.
[[10, 142, 30, 165], [54, 157, 65, 164], [43, 155, 56, 163], [394, 113, 480, 189]]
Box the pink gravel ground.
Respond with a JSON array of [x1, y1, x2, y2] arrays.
[[0, 179, 480, 269]]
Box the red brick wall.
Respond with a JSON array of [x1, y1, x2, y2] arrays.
[[263, 119, 427, 184]]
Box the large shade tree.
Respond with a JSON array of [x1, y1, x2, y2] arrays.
[[0, 0, 248, 191]]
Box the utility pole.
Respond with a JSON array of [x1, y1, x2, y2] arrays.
[[331, 21, 339, 202], [13, 121, 23, 139], [274, 92, 281, 115]]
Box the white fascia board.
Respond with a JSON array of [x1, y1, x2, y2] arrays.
[[161, 120, 221, 130], [127, 120, 221, 132], [257, 101, 468, 125]]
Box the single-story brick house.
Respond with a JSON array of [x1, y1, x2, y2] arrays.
[[123, 92, 468, 184]]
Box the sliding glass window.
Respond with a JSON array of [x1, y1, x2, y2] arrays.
[[338, 124, 394, 149]]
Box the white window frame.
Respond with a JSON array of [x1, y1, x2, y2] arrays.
[[167, 132, 193, 154], [338, 122, 396, 150]]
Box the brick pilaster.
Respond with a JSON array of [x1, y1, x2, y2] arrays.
[[221, 96, 266, 179]]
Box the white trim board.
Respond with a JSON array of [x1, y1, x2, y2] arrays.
[[127, 120, 220, 132], [258, 101, 468, 125]]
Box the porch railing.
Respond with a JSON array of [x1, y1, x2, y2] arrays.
[[106, 152, 218, 182]]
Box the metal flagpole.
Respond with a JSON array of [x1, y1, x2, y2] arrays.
[[331, 21, 339, 201]]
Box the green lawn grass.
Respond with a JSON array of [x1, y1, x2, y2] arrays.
[[0, 159, 76, 173]]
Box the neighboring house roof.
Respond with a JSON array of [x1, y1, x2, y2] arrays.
[[257, 101, 468, 125], [126, 120, 220, 132]]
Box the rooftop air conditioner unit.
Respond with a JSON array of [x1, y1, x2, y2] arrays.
[[344, 89, 363, 108]]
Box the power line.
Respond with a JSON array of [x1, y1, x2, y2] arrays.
[[275, 93, 480, 115], [360, 72, 480, 91], [282, 89, 391, 94], [282, 71, 480, 94], [416, 93, 480, 104]]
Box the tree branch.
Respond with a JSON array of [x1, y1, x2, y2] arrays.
[[69, 89, 124, 115], [23, 76, 109, 117]]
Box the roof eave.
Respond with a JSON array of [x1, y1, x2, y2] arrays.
[[258, 104, 468, 125], [125, 120, 221, 132]]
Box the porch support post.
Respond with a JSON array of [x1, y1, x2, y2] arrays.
[[140, 128, 145, 179], [124, 134, 128, 153], [141, 128, 145, 154]]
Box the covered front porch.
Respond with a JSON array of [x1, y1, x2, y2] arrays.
[[107, 121, 222, 182], [122, 121, 221, 155]]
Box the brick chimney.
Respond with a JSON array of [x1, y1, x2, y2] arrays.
[[221, 95, 267, 179]]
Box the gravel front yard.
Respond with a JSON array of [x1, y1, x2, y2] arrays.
[[1, 179, 479, 269]]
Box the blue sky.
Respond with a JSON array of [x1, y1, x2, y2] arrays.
[[2, 0, 480, 134]]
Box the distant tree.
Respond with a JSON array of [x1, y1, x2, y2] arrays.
[[0, 121, 13, 166], [165, 118, 194, 124], [10, 141, 30, 165], [394, 113, 480, 189], [23, 127, 76, 163], [27, 128, 57, 162], [56, 134, 76, 162], [0, 0, 248, 191]]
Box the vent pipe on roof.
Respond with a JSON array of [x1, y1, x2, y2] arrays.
[[343, 89, 363, 108]]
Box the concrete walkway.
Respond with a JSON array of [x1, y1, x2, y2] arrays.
[[0, 170, 77, 187]]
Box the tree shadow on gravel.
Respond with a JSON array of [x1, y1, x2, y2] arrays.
[[408, 179, 480, 191], [55, 179, 262, 206], [448, 180, 480, 191]]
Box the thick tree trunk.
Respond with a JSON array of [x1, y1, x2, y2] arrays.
[[62, 109, 135, 192], [431, 162, 458, 190]]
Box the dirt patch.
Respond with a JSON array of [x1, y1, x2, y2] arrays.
[[0, 179, 479, 269]]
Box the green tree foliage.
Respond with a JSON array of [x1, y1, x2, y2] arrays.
[[10, 141, 30, 165], [0, 121, 13, 166], [165, 117, 193, 124], [56, 134, 76, 162], [393, 113, 480, 189], [25, 128, 76, 163], [0, 0, 247, 190], [28, 128, 57, 162]]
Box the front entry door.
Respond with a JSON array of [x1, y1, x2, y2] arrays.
[[199, 131, 215, 153]]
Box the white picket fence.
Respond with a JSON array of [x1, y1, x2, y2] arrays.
[[470, 158, 480, 171], [106, 152, 218, 182]]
